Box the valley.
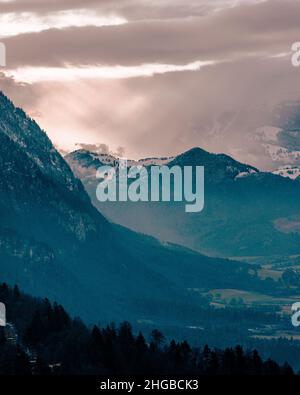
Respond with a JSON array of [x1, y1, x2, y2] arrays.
[[0, 92, 300, 368]]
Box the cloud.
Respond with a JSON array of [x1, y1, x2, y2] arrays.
[[7, 61, 215, 83], [75, 143, 125, 157], [1, 0, 297, 71], [3, 52, 295, 167], [0, 72, 39, 109], [0, 10, 127, 38], [0, 0, 263, 20], [0, 0, 300, 170]]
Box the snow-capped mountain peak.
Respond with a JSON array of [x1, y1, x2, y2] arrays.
[[272, 165, 300, 180]]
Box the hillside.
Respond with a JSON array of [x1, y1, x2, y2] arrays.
[[0, 283, 293, 376], [67, 147, 300, 256], [0, 92, 267, 327]]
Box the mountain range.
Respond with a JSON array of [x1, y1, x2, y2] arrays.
[[0, 92, 268, 328], [66, 146, 300, 257]]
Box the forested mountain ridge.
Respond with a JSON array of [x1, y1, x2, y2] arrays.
[[0, 283, 293, 376], [67, 146, 300, 257], [0, 91, 271, 326]]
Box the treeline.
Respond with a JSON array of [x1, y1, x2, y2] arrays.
[[0, 283, 294, 375]]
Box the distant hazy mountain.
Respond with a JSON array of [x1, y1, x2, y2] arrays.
[[253, 101, 300, 168], [177, 101, 300, 170], [66, 147, 300, 257], [66, 149, 174, 171], [272, 166, 300, 180], [0, 92, 265, 326]]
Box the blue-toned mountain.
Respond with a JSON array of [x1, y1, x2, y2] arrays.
[[67, 146, 300, 257], [0, 92, 264, 327]]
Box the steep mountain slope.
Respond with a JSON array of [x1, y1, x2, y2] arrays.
[[66, 147, 300, 257], [0, 92, 265, 326]]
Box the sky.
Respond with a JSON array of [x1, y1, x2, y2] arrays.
[[0, 0, 300, 168]]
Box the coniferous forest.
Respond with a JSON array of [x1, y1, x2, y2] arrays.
[[0, 283, 293, 376]]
